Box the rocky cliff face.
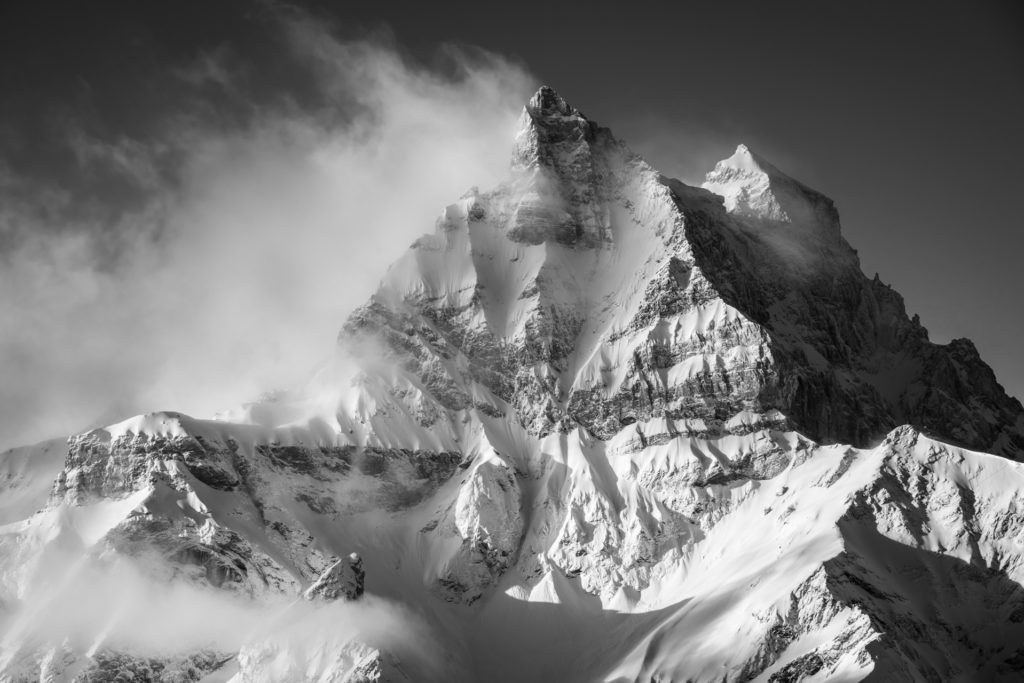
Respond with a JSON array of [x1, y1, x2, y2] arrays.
[[697, 145, 1024, 456], [1, 87, 1023, 682]]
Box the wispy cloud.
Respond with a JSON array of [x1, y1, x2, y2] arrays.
[[0, 552, 444, 678], [0, 8, 535, 449]]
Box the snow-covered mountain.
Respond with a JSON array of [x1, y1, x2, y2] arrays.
[[2, 86, 1024, 682]]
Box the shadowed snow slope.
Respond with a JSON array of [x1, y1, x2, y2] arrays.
[[2, 86, 1024, 682]]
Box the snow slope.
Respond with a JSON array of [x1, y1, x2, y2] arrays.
[[1, 86, 1023, 682]]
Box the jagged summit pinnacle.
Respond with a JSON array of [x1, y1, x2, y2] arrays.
[[512, 86, 601, 173], [526, 85, 581, 119]]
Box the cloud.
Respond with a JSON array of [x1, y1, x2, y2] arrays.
[[172, 45, 238, 92], [67, 130, 165, 189], [0, 553, 444, 679], [0, 9, 534, 450]]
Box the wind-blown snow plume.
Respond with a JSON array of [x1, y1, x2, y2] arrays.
[[0, 8, 533, 450]]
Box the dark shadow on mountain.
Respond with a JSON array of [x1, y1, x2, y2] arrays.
[[831, 517, 1024, 681], [464, 570, 683, 683], [662, 177, 1024, 460]]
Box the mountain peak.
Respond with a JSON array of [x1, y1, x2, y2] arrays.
[[703, 144, 797, 219], [703, 144, 843, 242], [719, 143, 780, 176], [526, 85, 579, 119], [512, 86, 599, 171]]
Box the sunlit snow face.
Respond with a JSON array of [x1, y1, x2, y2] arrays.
[[0, 11, 533, 449]]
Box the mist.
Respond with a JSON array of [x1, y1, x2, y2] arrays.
[[0, 9, 534, 451], [0, 553, 443, 679]]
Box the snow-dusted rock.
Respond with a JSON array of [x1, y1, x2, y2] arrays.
[[2, 86, 1023, 682], [304, 554, 364, 602], [410, 447, 525, 604]]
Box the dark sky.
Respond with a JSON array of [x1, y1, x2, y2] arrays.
[[1, 1, 1022, 402]]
